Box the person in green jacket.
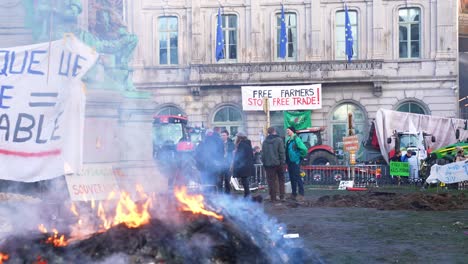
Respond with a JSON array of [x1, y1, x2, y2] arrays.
[[285, 126, 308, 201]]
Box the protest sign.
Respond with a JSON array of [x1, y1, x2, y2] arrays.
[[426, 160, 468, 184], [241, 84, 322, 111], [343, 135, 359, 152], [65, 164, 120, 201], [0, 36, 98, 182], [390, 162, 409, 177], [338, 180, 354, 190]]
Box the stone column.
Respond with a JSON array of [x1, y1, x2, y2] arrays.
[[435, 0, 457, 59], [190, 0, 203, 63], [0, 1, 32, 47], [310, 0, 323, 60], [371, 0, 385, 59]]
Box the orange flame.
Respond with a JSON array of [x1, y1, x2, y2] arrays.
[[112, 192, 151, 228], [38, 224, 47, 233], [174, 186, 223, 220], [46, 229, 68, 247], [35, 256, 47, 264], [0, 253, 9, 264], [70, 203, 78, 216], [38, 225, 68, 247]]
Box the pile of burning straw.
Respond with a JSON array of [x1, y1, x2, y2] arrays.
[[0, 186, 313, 263]]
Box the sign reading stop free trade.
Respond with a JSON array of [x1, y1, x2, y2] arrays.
[[241, 84, 322, 111], [343, 135, 359, 152]]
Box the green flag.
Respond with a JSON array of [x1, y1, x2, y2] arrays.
[[283, 111, 312, 130]]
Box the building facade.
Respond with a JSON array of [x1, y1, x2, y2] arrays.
[[0, 0, 458, 152], [126, 0, 458, 150]]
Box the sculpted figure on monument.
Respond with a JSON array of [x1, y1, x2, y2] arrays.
[[23, 0, 140, 93]]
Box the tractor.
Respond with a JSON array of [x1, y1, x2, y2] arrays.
[[296, 127, 337, 165], [152, 115, 203, 187]]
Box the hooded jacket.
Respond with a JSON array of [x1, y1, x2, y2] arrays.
[[261, 134, 285, 167], [285, 134, 308, 164]]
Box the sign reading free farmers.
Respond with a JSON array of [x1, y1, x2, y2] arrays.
[[241, 84, 322, 111], [390, 162, 409, 177], [0, 36, 98, 182]]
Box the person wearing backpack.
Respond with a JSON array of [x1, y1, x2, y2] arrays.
[[285, 126, 308, 201]]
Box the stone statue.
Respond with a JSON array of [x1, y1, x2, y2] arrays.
[[23, 0, 146, 97]]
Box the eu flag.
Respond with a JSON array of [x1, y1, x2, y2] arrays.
[[279, 5, 287, 58], [215, 8, 225, 61], [345, 5, 354, 62]]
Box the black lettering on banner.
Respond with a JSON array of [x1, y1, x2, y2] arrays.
[[58, 51, 72, 76], [0, 49, 47, 77], [0, 50, 9, 76], [0, 85, 14, 109], [9, 51, 28, 75], [29, 92, 58, 108], [13, 113, 35, 143], [51, 111, 63, 141], [0, 114, 10, 141], [35, 115, 47, 144], [27, 50, 46, 75], [72, 54, 87, 77]]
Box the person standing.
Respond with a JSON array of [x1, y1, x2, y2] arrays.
[[390, 150, 403, 185], [261, 127, 286, 202], [195, 129, 224, 190], [285, 127, 308, 202], [232, 132, 255, 197], [219, 130, 235, 194]]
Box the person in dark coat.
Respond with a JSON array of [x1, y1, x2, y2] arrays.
[[195, 129, 224, 190], [232, 131, 255, 197], [219, 130, 235, 194], [261, 127, 286, 202], [390, 150, 403, 185]]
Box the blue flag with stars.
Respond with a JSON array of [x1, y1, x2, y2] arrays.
[[345, 5, 354, 62], [215, 8, 225, 61], [279, 5, 287, 58]]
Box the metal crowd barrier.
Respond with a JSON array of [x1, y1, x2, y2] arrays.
[[300, 164, 389, 187], [252, 164, 267, 188], [252, 164, 390, 188]]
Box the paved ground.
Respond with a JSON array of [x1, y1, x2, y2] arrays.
[[260, 187, 468, 264]]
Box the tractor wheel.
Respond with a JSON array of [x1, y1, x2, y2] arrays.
[[308, 151, 337, 165], [311, 170, 323, 183], [332, 170, 346, 182]]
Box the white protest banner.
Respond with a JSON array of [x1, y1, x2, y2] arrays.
[[338, 180, 354, 190], [426, 160, 468, 184], [66, 164, 120, 201], [0, 35, 98, 182], [241, 84, 322, 111]]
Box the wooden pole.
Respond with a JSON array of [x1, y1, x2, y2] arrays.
[[263, 97, 270, 136]]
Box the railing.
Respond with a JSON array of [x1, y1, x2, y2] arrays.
[[301, 165, 388, 187], [252, 164, 390, 188]]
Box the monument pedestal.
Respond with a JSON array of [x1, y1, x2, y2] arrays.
[[84, 89, 167, 193]]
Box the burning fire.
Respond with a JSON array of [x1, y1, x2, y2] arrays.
[[38, 224, 68, 247], [35, 256, 47, 264], [28, 185, 221, 252], [112, 192, 151, 228], [0, 253, 9, 264], [174, 186, 223, 220]]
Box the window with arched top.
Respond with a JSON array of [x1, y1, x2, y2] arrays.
[[330, 103, 367, 151], [212, 106, 244, 136], [156, 106, 185, 116], [396, 101, 427, 114]]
